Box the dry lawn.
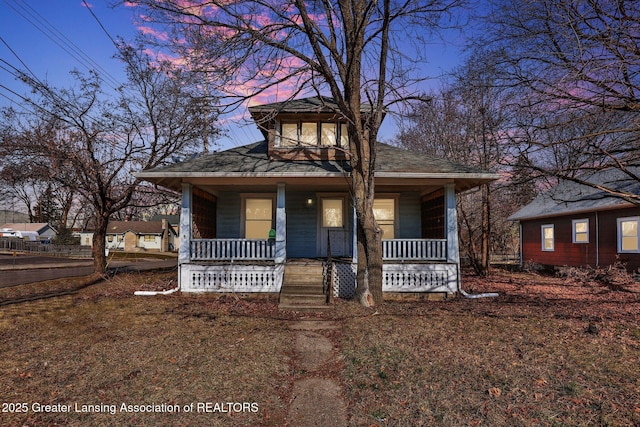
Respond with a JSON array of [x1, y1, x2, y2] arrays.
[[1, 269, 639, 426]]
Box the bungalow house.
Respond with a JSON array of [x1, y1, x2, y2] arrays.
[[106, 220, 177, 253], [509, 168, 640, 272], [137, 96, 498, 303]]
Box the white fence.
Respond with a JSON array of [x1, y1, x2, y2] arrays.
[[181, 263, 283, 292], [331, 262, 457, 297], [190, 239, 275, 261], [382, 239, 447, 261]]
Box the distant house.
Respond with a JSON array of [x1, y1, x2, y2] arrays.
[[106, 220, 177, 252], [0, 223, 57, 241], [137, 96, 499, 301], [509, 169, 640, 271]]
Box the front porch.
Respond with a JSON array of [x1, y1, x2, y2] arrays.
[[177, 182, 462, 298]]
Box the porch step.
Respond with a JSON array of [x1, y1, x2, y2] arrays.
[[279, 261, 328, 310]]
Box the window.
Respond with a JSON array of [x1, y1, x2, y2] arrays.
[[107, 235, 114, 243], [277, 121, 349, 148], [144, 235, 155, 242], [322, 199, 344, 228], [300, 122, 317, 145], [373, 199, 395, 239], [245, 198, 273, 239], [541, 224, 554, 251], [320, 122, 336, 146], [618, 217, 639, 253], [572, 219, 589, 243], [340, 123, 349, 148], [280, 123, 298, 147]]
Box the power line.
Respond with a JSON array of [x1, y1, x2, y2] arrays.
[[2, 0, 124, 92]]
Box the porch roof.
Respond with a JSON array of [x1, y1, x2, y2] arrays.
[[138, 140, 499, 192]]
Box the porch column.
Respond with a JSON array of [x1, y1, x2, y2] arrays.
[[444, 183, 460, 265], [178, 182, 192, 264], [352, 203, 358, 264], [275, 183, 286, 263]]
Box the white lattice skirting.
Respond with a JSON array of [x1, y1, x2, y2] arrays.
[[180, 263, 283, 293], [332, 263, 458, 298]]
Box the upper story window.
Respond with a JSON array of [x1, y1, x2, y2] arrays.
[[277, 121, 349, 148]]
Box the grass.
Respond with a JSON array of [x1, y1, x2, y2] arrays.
[[0, 273, 292, 426], [1, 269, 639, 426]]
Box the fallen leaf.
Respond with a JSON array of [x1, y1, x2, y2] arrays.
[[535, 378, 548, 386], [488, 387, 502, 397]]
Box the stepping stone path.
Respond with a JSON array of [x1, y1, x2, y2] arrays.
[[286, 320, 348, 426]]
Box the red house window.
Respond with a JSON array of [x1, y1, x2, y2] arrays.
[[541, 224, 554, 251]]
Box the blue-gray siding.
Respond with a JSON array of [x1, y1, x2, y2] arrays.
[[398, 192, 421, 238], [214, 190, 423, 254]]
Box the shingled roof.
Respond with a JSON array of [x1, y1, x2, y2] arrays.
[[509, 167, 640, 221], [248, 95, 373, 116], [137, 140, 498, 191]]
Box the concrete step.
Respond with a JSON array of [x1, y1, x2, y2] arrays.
[[279, 261, 328, 310], [284, 274, 324, 286], [280, 284, 325, 295], [284, 264, 324, 275]]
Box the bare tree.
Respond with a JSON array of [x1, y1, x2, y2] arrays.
[[126, 0, 462, 306], [398, 49, 511, 275], [1, 46, 218, 273], [485, 0, 640, 203]]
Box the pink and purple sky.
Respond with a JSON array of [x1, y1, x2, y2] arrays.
[[0, 1, 469, 150]]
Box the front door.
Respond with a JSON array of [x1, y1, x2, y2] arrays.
[[319, 197, 348, 257]]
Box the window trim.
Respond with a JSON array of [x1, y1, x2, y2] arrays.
[[617, 216, 640, 253], [541, 224, 554, 252], [572, 218, 589, 244], [373, 196, 399, 240], [276, 120, 348, 148], [241, 194, 276, 240]]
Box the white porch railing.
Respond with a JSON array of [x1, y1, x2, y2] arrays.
[[190, 239, 275, 261], [382, 239, 447, 261]]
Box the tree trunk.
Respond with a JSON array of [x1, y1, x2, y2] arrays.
[[92, 213, 108, 274], [480, 183, 490, 276], [352, 168, 383, 307]]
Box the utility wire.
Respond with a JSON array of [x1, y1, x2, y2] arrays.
[[2, 0, 124, 92]]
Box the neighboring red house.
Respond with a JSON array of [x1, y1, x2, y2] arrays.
[[509, 169, 640, 272]]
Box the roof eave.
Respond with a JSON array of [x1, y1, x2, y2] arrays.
[[508, 201, 637, 222]]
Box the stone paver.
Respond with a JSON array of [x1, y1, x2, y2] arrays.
[[286, 320, 347, 427]]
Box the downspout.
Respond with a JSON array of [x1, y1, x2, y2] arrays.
[[134, 287, 179, 296], [445, 183, 498, 299], [456, 264, 499, 299], [135, 279, 180, 296], [595, 211, 600, 267]]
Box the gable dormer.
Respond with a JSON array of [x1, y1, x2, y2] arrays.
[[248, 96, 353, 161]]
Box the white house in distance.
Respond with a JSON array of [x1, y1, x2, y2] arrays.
[[78, 220, 177, 252], [0, 223, 57, 241], [137, 96, 498, 307]]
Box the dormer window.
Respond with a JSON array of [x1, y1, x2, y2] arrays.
[[277, 121, 349, 148]]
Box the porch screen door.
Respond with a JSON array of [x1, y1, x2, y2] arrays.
[[320, 198, 347, 257]]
